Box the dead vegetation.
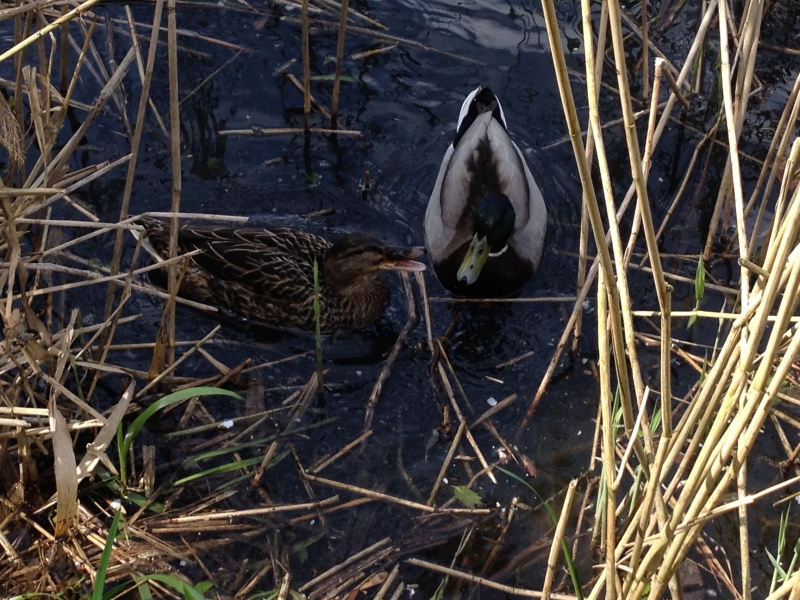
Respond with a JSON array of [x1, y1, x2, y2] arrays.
[[1, 0, 800, 597]]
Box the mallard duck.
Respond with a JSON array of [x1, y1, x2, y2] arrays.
[[138, 217, 425, 332], [425, 86, 548, 297]]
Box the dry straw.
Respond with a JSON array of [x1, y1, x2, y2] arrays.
[[535, 0, 800, 596], [2, 0, 800, 596]]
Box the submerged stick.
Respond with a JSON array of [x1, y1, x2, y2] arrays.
[[166, 0, 182, 368], [363, 272, 418, 432], [301, 0, 311, 134], [406, 558, 576, 599], [313, 259, 324, 397]]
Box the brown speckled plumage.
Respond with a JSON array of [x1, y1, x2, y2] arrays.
[[140, 217, 424, 332]]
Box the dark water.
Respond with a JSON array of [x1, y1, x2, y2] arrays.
[[9, 0, 800, 595]]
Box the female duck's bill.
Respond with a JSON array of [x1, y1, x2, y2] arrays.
[[424, 86, 548, 298]]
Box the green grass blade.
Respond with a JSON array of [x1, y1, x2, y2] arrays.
[[103, 581, 134, 600], [119, 387, 242, 483], [172, 453, 286, 487], [93, 509, 122, 600], [133, 574, 209, 600]]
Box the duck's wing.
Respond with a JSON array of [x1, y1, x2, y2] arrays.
[[142, 219, 330, 302], [431, 113, 526, 236], [425, 111, 548, 270], [182, 227, 328, 300], [426, 116, 493, 262]]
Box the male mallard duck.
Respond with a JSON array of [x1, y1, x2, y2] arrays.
[[425, 86, 548, 297], [138, 218, 425, 332]]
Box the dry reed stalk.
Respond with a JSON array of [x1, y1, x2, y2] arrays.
[[623, 142, 800, 598], [309, 430, 373, 473], [516, 258, 600, 427], [703, 0, 761, 263], [104, 0, 164, 330], [301, 470, 491, 515], [596, 267, 617, 597], [250, 370, 320, 488], [606, 0, 669, 311], [427, 420, 466, 506], [615, 7, 679, 79], [434, 348, 496, 484], [351, 44, 396, 59], [414, 270, 434, 354], [717, 0, 752, 308], [573, 0, 608, 352], [374, 564, 401, 600], [178, 55, 243, 109], [301, 0, 311, 134], [652, 124, 715, 243], [125, 5, 168, 136], [136, 325, 221, 398], [0, 0, 105, 66], [745, 70, 800, 239], [363, 272, 418, 432], [407, 558, 577, 599], [103, 15, 251, 54], [540, 0, 800, 594], [41, 46, 136, 192], [621, 57, 663, 268], [164, 496, 339, 523], [3, 249, 200, 301], [220, 126, 361, 136], [330, 0, 349, 126], [286, 72, 331, 118], [541, 480, 577, 600], [539, 0, 646, 497], [641, 0, 648, 100], [579, 0, 652, 446], [282, 16, 485, 65], [298, 537, 390, 593], [19, 154, 130, 220]]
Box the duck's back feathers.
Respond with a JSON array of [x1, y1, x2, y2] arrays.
[[425, 87, 548, 296], [140, 219, 330, 326]]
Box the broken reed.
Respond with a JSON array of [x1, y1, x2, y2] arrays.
[[539, 0, 800, 596]]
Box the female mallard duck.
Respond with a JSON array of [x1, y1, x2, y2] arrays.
[[425, 86, 548, 297], [139, 217, 425, 332]]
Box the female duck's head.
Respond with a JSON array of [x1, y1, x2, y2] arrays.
[[324, 233, 426, 290], [456, 193, 516, 285]]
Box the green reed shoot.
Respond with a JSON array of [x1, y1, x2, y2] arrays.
[[688, 255, 705, 328], [768, 505, 799, 594]]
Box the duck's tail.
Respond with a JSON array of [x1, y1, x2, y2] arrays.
[[454, 86, 508, 147]]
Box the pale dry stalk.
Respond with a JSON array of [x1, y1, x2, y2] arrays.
[[627, 139, 800, 599], [541, 480, 578, 600]]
